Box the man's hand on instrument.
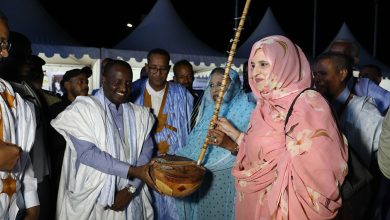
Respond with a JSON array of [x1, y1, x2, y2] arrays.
[[127, 163, 163, 194], [109, 188, 133, 211], [0, 140, 21, 171]]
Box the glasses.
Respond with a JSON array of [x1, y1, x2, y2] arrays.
[[148, 65, 169, 74], [0, 40, 11, 51]]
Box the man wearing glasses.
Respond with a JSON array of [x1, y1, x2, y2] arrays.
[[0, 11, 40, 220], [130, 48, 193, 220]]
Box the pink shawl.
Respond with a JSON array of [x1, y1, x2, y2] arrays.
[[232, 35, 348, 219]]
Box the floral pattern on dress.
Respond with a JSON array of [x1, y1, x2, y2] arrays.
[[304, 90, 325, 112], [271, 109, 287, 122], [287, 129, 314, 156], [243, 160, 271, 177], [341, 161, 348, 178], [233, 36, 348, 219], [287, 128, 333, 157], [239, 180, 248, 187], [238, 191, 244, 202], [280, 190, 289, 217], [255, 74, 284, 96], [307, 186, 321, 212], [259, 37, 276, 46], [259, 185, 273, 206]]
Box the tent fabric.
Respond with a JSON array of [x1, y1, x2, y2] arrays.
[[2, 0, 246, 89], [115, 0, 222, 57], [112, 0, 245, 68], [328, 22, 390, 76], [0, 0, 79, 46], [2, 0, 244, 69], [236, 7, 285, 59], [102, 48, 245, 67], [32, 44, 100, 59]]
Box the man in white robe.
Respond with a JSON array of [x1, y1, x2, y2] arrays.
[[0, 11, 39, 220], [52, 60, 154, 220], [0, 10, 20, 173]]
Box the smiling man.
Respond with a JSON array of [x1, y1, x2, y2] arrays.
[[313, 51, 384, 219], [51, 60, 154, 220], [313, 52, 382, 167]]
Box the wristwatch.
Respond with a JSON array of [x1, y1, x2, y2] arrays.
[[127, 185, 136, 194]]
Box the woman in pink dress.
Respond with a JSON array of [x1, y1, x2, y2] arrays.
[[216, 35, 348, 219]]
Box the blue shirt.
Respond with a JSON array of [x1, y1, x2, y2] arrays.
[[354, 77, 390, 115], [334, 87, 383, 167], [333, 86, 351, 113]]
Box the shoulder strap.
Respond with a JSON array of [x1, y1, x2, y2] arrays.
[[284, 88, 348, 156], [284, 88, 314, 128], [284, 87, 342, 132]]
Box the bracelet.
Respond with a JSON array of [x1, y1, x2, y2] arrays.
[[231, 144, 239, 155]]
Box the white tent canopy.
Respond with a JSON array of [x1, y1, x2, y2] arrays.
[[101, 48, 243, 90], [33, 45, 101, 91], [110, 0, 244, 83], [2, 0, 246, 91], [115, 0, 221, 57]]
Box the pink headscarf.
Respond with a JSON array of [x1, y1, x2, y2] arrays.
[[248, 35, 312, 101], [232, 35, 348, 219]]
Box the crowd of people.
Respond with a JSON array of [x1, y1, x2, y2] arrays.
[[1, 9, 390, 220]]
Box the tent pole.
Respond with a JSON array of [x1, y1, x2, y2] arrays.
[[312, 0, 318, 59], [234, 0, 239, 29], [197, 0, 252, 166], [373, 0, 379, 57]]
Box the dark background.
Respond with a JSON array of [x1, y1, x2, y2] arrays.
[[38, 0, 389, 64]]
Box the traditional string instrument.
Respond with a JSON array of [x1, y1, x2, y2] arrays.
[[139, 0, 252, 197]]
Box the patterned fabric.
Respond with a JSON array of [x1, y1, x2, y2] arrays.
[[176, 69, 255, 220], [0, 79, 37, 220], [131, 80, 193, 220], [131, 80, 193, 155], [232, 35, 348, 219]]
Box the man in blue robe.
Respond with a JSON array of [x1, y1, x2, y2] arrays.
[[130, 48, 193, 220]]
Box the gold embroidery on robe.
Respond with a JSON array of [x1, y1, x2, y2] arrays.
[[1, 174, 16, 198], [0, 90, 16, 145], [157, 140, 170, 154], [144, 84, 177, 154], [0, 90, 17, 198]]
